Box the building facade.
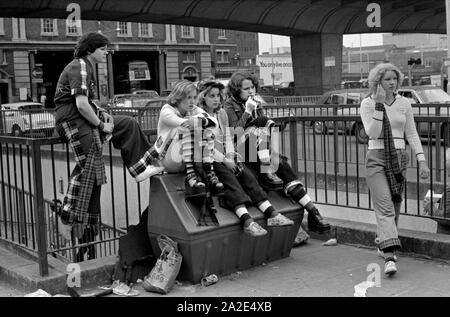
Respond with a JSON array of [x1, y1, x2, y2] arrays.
[[0, 18, 259, 106]]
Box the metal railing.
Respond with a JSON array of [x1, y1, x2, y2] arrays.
[[1, 103, 450, 276], [274, 95, 322, 105], [0, 131, 155, 275]]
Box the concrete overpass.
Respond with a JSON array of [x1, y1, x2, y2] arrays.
[[1, 0, 448, 94]]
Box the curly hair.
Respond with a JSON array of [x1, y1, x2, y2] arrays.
[[227, 71, 259, 100], [367, 62, 404, 96], [197, 81, 225, 113], [73, 32, 110, 58], [166, 80, 197, 107]]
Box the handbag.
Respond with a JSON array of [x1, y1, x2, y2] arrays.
[[143, 235, 182, 294]]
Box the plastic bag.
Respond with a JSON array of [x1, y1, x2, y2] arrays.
[[142, 235, 182, 294]]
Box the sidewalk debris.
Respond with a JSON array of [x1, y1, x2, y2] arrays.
[[112, 282, 139, 296], [201, 274, 218, 287], [24, 289, 52, 297], [322, 238, 338, 246], [24, 289, 70, 297], [353, 281, 376, 297]]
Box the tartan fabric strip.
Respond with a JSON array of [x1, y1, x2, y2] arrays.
[[376, 102, 405, 203], [127, 150, 155, 178], [59, 121, 106, 225], [197, 194, 219, 226], [378, 237, 402, 250]]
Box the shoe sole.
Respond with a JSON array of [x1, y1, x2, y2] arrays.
[[267, 222, 294, 227], [244, 232, 268, 237], [385, 269, 397, 276]]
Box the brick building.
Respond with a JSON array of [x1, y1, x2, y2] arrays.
[[0, 18, 259, 106]]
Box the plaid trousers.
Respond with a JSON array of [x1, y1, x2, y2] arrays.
[[56, 116, 155, 225]]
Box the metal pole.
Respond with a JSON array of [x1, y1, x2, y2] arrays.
[[359, 34, 363, 80], [446, 0, 450, 92], [270, 34, 275, 87]]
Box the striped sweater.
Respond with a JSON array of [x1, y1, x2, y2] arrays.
[[360, 94, 425, 162]]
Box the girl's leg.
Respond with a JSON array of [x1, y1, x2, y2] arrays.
[[203, 129, 224, 194], [110, 115, 163, 181], [235, 204, 267, 237], [181, 127, 205, 197]]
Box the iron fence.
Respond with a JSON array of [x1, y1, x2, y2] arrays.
[[1, 103, 450, 276]]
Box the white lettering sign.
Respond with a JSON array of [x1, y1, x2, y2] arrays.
[[366, 3, 381, 28], [66, 3, 81, 29]]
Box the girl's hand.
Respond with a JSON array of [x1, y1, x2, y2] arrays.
[[224, 158, 238, 173], [181, 117, 201, 130], [245, 98, 257, 114], [419, 161, 430, 179], [373, 84, 386, 104]]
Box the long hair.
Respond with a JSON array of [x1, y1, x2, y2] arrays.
[[197, 81, 225, 113], [167, 80, 197, 107], [227, 71, 259, 100], [367, 62, 404, 96], [74, 32, 110, 58]]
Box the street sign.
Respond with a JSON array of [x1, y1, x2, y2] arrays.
[[31, 67, 43, 83], [31, 67, 43, 79]]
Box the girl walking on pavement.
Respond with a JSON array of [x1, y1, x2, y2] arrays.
[[360, 63, 430, 276]]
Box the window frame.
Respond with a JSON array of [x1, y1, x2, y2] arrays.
[[181, 26, 194, 39], [41, 19, 58, 36], [117, 21, 132, 37]]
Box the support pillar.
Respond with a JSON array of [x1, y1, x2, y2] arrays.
[[291, 33, 342, 95]]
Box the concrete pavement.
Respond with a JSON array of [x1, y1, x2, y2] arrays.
[[4, 238, 449, 298], [104, 239, 450, 298], [2, 203, 450, 298]]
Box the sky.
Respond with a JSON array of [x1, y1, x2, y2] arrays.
[[258, 33, 385, 54]]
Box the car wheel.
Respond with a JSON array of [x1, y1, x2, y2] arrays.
[[354, 122, 368, 144], [11, 125, 23, 137], [312, 121, 326, 134]]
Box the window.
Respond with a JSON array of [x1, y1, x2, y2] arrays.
[[0, 18, 4, 36], [66, 18, 81, 36], [117, 22, 132, 37], [218, 29, 226, 39], [41, 19, 58, 36], [216, 50, 229, 63], [138, 23, 153, 38], [183, 51, 196, 62], [181, 26, 194, 38]]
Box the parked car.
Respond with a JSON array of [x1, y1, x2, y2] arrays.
[[160, 89, 172, 97], [0, 102, 55, 137], [313, 86, 450, 143], [131, 90, 160, 98]]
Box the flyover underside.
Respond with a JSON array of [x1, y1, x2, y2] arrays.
[[0, 0, 447, 36]]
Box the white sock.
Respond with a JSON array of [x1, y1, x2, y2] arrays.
[[299, 195, 311, 206], [258, 200, 272, 212]]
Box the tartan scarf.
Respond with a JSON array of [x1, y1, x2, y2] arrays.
[[375, 102, 404, 203]]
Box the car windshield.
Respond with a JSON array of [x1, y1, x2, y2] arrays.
[[416, 88, 450, 103], [20, 104, 43, 110], [114, 96, 152, 107]]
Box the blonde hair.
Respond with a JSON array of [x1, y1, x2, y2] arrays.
[[367, 63, 404, 96], [167, 80, 197, 107]]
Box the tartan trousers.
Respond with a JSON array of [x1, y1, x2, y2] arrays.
[[57, 115, 154, 225], [365, 149, 409, 251]]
